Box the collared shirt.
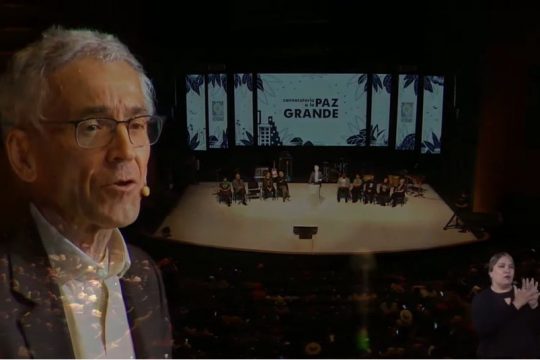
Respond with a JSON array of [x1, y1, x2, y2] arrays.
[[30, 204, 135, 359]]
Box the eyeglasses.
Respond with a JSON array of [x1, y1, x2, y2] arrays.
[[40, 115, 164, 149]]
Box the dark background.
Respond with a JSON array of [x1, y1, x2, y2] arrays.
[[1, 0, 540, 224], [1, 1, 540, 357]]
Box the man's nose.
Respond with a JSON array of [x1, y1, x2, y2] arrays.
[[107, 125, 135, 162]]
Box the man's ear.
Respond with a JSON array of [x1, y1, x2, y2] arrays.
[[5, 129, 37, 183]]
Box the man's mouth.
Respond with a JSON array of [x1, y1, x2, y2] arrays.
[[106, 179, 138, 192], [115, 180, 136, 186]]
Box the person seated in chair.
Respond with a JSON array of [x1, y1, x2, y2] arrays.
[[391, 177, 407, 207], [377, 177, 391, 206], [232, 173, 247, 205], [337, 173, 351, 202], [351, 174, 363, 203], [271, 162, 279, 183], [276, 170, 290, 202], [262, 172, 276, 199], [363, 177, 377, 204], [218, 177, 232, 206]]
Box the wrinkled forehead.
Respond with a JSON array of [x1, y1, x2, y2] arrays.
[[44, 58, 147, 119]]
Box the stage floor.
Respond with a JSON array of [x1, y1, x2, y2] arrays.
[[156, 182, 480, 254]]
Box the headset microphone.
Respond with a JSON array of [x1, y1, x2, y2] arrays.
[[141, 185, 150, 197]]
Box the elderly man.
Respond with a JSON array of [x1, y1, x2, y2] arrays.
[[0, 27, 171, 358]]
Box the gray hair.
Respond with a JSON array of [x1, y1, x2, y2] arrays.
[[0, 26, 155, 138], [488, 252, 513, 272]]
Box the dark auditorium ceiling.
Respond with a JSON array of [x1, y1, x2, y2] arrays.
[[1, 0, 539, 70]]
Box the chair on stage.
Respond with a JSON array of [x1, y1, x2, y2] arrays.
[[254, 166, 269, 183], [247, 181, 262, 201], [217, 189, 232, 206], [406, 174, 426, 197]]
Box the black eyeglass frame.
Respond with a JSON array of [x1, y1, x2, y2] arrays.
[[39, 114, 164, 149]]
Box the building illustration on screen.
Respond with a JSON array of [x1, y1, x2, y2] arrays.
[[259, 120, 271, 146], [257, 110, 283, 146]]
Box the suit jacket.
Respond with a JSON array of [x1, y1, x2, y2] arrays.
[[308, 170, 323, 184], [0, 216, 172, 359]]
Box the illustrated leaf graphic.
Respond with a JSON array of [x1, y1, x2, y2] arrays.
[[432, 132, 441, 148], [373, 75, 383, 92], [189, 133, 200, 150], [383, 75, 392, 93], [256, 75, 264, 91], [358, 74, 367, 85]]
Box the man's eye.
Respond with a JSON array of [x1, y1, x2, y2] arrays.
[[80, 120, 106, 132], [130, 120, 148, 130], [83, 123, 101, 131]]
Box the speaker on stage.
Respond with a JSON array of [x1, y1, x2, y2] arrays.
[[278, 151, 293, 181], [293, 226, 318, 239]]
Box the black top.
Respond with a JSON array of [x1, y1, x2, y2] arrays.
[[219, 181, 231, 191], [472, 287, 540, 358], [277, 176, 288, 188]]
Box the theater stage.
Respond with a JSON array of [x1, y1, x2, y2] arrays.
[[156, 182, 481, 254]]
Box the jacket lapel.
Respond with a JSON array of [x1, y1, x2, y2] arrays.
[[8, 222, 74, 359], [121, 265, 153, 359], [120, 247, 172, 359]]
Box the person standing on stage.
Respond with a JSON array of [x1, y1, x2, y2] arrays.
[[309, 164, 323, 185]]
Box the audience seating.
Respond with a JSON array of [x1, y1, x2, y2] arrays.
[[127, 234, 534, 359]]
